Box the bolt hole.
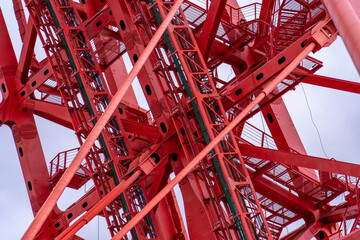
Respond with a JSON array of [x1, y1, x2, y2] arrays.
[[256, 73, 264, 81], [96, 20, 102, 27], [28, 181, 32, 191], [235, 88, 242, 96], [267, 113, 274, 123], [82, 202, 88, 208], [133, 54, 138, 63], [20, 91, 25, 97], [160, 122, 167, 133], [278, 56, 286, 65], [55, 222, 60, 228], [44, 69, 49, 75], [120, 20, 126, 30], [145, 85, 152, 96], [67, 213, 73, 219], [31, 81, 37, 87], [19, 147, 24, 157]]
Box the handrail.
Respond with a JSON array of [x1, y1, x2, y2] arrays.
[[49, 148, 80, 178]]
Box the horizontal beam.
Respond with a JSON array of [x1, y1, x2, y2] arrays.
[[239, 144, 360, 177], [251, 173, 315, 217], [33, 100, 73, 129], [302, 75, 360, 94]]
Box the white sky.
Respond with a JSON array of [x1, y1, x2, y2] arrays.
[[0, 0, 359, 239]]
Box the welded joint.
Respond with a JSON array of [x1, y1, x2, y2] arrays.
[[139, 156, 157, 175], [227, 177, 249, 190], [260, 90, 268, 98]]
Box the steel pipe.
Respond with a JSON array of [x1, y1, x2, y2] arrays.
[[322, 0, 360, 75], [111, 42, 317, 240], [21, 0, 184, 238]]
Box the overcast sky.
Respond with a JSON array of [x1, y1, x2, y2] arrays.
[[0, 1, 359, 239]]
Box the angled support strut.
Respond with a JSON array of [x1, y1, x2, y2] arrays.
[[55, 170, 142, 240], [21, 0, 184, 238], [111, 43, 317, 240]]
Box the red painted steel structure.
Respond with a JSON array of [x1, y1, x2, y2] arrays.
[[0, 0, 359, 239]]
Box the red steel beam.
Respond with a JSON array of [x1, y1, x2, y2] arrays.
[[111, 42, 316, 240], [321, 205, 360, 223], [197, 0, 227, 60], [220, 30, 314, 103], [108, 0, 173, 136], [47, 187, 100, 234], [260, 99, 317, 179], [261, 98, 308, 153], [261, 98, 320, 179], [251, 174, 315, 217], [302, 74, 360, 94], [55, 170, 141, 240], [12, 0, 27, 40], [258, 0, 275, 34], [16, 18, 37, 84], [33, 100, 73, 129], [340, 229, 360, 240], [239, 144, 360, 178], [21, 1, 184, 238], [0, 9, 17, 71], [322, 0, 360, 74]]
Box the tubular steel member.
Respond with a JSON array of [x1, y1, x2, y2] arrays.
[[21, 1, 184, 239], [322, 0, 360, 74], [1, 0, 359, 239], [150, 1, 271, 237], [55, 170, 142, 240], [111, 42, 317, 240]]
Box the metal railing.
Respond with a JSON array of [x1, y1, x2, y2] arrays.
[[49, 147, 84, 178], [225, 3, 263, 26]]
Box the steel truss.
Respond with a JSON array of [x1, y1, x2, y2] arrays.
[[0, 0, 360, 239]]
